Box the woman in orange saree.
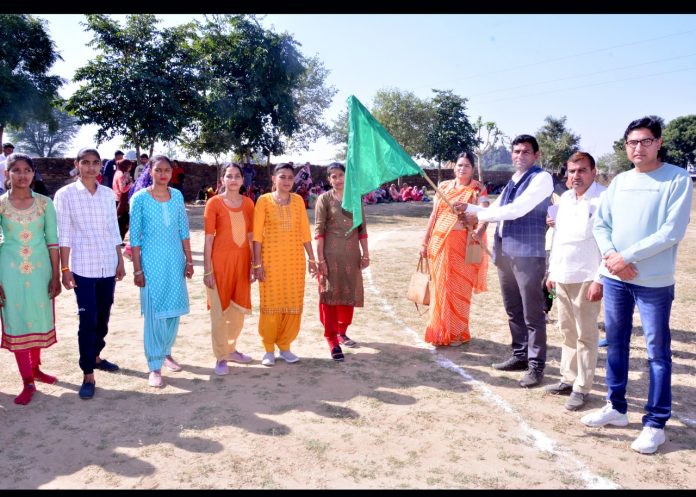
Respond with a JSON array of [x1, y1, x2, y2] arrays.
[[420, 151, 489, 346]]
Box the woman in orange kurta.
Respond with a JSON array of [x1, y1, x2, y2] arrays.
[[203, 164, 255, 376], [420, 151, 489, 346], [252, 163, 317, 366]]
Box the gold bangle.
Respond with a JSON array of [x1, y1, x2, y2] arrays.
[[61, 267, 70, 273], [252, 264, 262, 269], [204, 271, 213, 276]]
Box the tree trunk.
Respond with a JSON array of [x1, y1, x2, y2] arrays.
[[0, 125, 4, 149], [149, 143, 154, 159], [437, 160, 442, 184], [476, 153, 485, 184]]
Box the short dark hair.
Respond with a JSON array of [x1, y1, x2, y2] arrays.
[[567, 151, 596, 170], [3, 142, 14, 149], [140, 153, 149, 159], [623, 115, 662, 141], [115, 150, 124, 156], [511, 134, 539, 153]]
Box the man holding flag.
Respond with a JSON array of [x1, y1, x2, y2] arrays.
[[461, 135, 553, 388]]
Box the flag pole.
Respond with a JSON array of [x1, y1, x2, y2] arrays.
[[418, 169, 493, 258]]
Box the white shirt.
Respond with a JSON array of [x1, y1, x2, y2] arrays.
[[548, 181, 607, 284], [54, 179, 122, 278], [468, 168, 554, 234]]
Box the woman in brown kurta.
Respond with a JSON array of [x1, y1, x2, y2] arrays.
[[315, 163, 369, 361]]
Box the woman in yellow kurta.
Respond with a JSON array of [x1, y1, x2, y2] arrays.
[[420, 151, 489, 346], [252, 163, 317, 366]]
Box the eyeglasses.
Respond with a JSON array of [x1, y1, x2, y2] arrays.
[[625, 138, 658, 148]]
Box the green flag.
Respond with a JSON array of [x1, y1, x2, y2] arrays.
[[343, 95, 424, 231]]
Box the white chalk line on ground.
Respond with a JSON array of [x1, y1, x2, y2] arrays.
[[366, 231, 619, 490]]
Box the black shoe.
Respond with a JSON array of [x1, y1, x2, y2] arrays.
[[519, 368, 544, 388], [492, 356, 528, 371], [544, 381, 573, 395], [95, 359, 119, 372], [331, 345, 344, 362], [79, 381, 96, 399]]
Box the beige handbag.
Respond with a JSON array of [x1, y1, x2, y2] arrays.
[[464, 230, 483, 265], [407, 256, 430, 306]]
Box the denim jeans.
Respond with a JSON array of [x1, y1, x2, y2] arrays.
[[603, 276, 674, 429]]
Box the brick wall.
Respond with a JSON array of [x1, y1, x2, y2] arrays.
[[30, 159, 516, 200]]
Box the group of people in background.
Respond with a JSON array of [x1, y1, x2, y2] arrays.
[[0, 116, 690, 456], [419, 116, 692, 455]]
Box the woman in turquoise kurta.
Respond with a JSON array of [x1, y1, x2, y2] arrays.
[[0, 154, 61, 405], [129, 155, 194, 388]]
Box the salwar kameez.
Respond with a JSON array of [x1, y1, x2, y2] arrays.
[[253, 193, 311, 352], [204, 195, 254, 360], [129, 188, 190, 371], [314, 190, 366, 348]]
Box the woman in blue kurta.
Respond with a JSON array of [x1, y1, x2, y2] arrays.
[[129, 155, 194, 388]]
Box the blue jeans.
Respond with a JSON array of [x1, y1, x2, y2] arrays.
[[603, 277, 674, 429]]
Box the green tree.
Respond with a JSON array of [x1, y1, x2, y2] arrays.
[[284, 56, 337, 153], [327, 108, 348, 160], [473, 117, 504, 183], [482, 144, 511, 168], [662, 115, 696, 167], [371, 87, 432, 158], [7, 106, 79, 157], [67, 14, 203, 158], [425, 89, 478, 183], [187, 15, 306, 165], [536, 115, 580, 174], [610, 138, 634, 172], [0, 14, 63, 145]]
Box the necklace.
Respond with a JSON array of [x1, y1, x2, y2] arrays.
[[273, 192, 290, 206]]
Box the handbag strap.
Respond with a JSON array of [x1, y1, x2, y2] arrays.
[[417, 255, 429, 274]]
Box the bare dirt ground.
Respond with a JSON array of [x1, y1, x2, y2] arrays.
[[1, 199, 695, 489]]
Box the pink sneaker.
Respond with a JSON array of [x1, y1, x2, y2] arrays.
[[226, 351, 253, 364], [214, 360, 229, 376], [148, 371, 164, 388], [164, 356, 182, 372]]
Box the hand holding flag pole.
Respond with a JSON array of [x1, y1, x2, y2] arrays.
[[342, 95, 491, 257]]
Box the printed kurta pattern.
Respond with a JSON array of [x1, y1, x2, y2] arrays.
[[0, 193, 58, 351], [129, 188, 190, 319], [253, 193, 311, 314], [425, 180, 488, 345], [314, 190, 365, 307]]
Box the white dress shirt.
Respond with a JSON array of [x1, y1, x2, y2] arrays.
[[54, 179, 122, 278], [468, 168, 554, 234], [548, 181, 607, 284]]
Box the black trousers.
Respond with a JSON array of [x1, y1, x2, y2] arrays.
[[73, 273, 116, 374]]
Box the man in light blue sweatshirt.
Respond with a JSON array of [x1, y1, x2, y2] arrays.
[[581, 116, 693, 455]]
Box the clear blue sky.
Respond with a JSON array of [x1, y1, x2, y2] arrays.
[[40, 13, 696, 164]]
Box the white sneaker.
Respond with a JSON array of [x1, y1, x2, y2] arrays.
[[148, 370, 164, 388], [581, 402, 629, 427], [631, 426, 666, 454], [278, 350, 299, 363], [261, 352, 276, 367], [214, 360, 229, 376], [226, 351, 253, 364]]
